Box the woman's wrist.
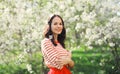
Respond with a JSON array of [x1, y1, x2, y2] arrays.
[[68, 59, 74, 68]]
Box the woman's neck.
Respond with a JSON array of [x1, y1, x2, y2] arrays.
[[53, 34, 58, 41]]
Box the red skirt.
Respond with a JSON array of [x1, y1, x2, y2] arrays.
[[48, 66, 71, 74]]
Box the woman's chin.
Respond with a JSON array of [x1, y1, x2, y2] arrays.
[[58, 32, 62, 34], [54, 32, 62, 35]]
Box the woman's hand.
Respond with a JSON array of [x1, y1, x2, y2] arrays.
[[56, 56, 74, 68], [68, 50, 72, 58], [56, 56, 70, 65], [43, 25, 49, 37]]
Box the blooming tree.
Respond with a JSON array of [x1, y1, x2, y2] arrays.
[[0, 0, 120, 73]]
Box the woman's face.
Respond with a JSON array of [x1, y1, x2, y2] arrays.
[[51, 16, 63, 35]]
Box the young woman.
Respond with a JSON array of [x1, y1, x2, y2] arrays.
[[41, 14, 74, 74]]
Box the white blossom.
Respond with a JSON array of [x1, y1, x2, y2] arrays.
[[88, 46, 93, 49], [96, 39, 103, 45], [26, 64, 33, 73], [32, 30, 39, 39], [75, 23, 80, 31], [0, 0, 120, 71], [109, 43, 115, 47]]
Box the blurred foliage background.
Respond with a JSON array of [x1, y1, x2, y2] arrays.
[[0, 0, 120, 74]]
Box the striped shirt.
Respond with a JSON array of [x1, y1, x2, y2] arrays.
[[41, 38, 70, 69]]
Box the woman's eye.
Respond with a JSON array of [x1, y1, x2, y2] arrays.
[[60, 23, 62, 25], [54, 22, 62, 25], [54, 22, 57, 25]]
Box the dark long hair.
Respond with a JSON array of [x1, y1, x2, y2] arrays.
[[45, 14, 66, 48]]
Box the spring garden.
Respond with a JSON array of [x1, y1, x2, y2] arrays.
[[0, 0, 120, 74]]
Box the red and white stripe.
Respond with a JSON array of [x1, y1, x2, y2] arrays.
[[41, 38, 69, 69]]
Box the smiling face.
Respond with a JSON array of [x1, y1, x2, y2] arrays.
[[51, 16, 63, 35]]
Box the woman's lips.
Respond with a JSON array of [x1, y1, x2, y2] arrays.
[[56, 29, 62, 32]]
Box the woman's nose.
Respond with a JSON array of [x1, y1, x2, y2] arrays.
[[57, 24, 61, 27]]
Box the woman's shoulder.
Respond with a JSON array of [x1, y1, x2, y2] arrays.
[[41, 38, 53, 48], [41, 38, 51, 43]]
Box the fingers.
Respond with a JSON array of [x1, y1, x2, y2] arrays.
[[43, 25, 49, 37], [55, 59, 63, 66], [55, 57, 71, 66], [67, 50, 72, 58]]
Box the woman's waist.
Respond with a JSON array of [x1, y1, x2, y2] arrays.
[[49, 65, 68, 70]]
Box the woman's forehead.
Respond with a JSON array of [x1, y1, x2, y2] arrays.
[[52, 16, 62, 23]]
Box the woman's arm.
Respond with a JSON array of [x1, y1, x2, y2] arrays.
[[68, 51, 74, 68], [56, 56, 74, 68], [68, 59, 74, 68], [41, 38, 58, 63]]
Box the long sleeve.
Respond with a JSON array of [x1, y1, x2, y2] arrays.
[[41, 38, 70, 69], [41, 38, 62, 69]]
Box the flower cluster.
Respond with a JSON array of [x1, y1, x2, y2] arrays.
[[0, 0, 120, 73]]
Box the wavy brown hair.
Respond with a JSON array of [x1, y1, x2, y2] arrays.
[[45, 14, 66, 48]]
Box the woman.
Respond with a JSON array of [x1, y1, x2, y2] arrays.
[[41, 14, 74, 74]]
